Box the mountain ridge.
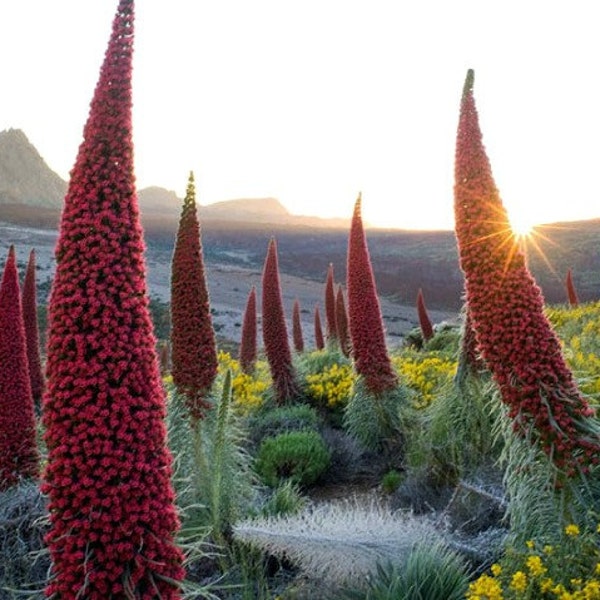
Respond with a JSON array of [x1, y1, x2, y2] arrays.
[[0, 128, 350, 229]]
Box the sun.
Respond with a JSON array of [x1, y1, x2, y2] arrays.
[[508, 211, 537, 239]]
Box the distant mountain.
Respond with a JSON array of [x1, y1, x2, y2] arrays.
[[0, 129, 349, 229], [0, 129, 67, 208], [138, 188, 350, 228]]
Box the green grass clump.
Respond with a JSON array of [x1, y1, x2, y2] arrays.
[[381, 470, 403, 494], [342, 542, 469, 600]]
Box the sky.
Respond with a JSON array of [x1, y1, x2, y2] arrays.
[[1, 1, 599, 231]]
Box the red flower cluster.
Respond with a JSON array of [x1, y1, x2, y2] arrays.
[[292, 298, 304, 353], [22, 248, 45, 406], [454, 70, 600, 475], [239, 285, 258, 373], [171, 172, 217, 419], [335, 285, 350, 357], [346, 195, 397, 394], [416, 288, 434, 342], [42, 1, 184, 597], [565, 268, 579, 306], [324, 264, 338, 344], [0, 246, 39, 490], [261, 238, 300, 404], [314, 305, 325, 350]]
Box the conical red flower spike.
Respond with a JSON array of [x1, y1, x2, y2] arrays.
[[41, 2, 184, 597], [171, 171, 217, 419], [454, 69, 600, 475], [261, 238, 300, 404], [239, 285, 258, 373], [346, 194, 397, 394]]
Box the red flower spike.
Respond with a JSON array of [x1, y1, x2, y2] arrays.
[[261, 237, 300, 404], [239, 285, 258, 373], [454, 69, 600, 475], [314, 305, 325, 350], [324, 263, 338, 343], [335, 284, 350, 357], [565, 268, 579, 306], [346, 194, 397, 394], [416, 288, 434, 342], [0, 246, 39, 490], [171, 171, 218, 419], [22, 248, 45, 407], [292, 298, 304, 353], [42, 2, 185, 597]]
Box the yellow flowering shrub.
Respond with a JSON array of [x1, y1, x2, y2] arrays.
[[305, 362, 353, 408], [217, 351, 270, 413], [546, 302, 600, 401], [466, 524, 600, 600], [391, 351, 457, 409]]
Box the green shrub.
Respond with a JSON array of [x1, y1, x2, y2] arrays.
[[381, 470, 402, 494], [342, 542, 469, 600], [246, 403, 320, 446], [255, 430, 331, 488]]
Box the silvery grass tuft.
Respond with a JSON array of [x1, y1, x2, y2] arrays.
[[233, 498, 442, 585]]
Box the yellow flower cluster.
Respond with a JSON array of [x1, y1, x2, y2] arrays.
[[466, 525, 600, 600], [305, 363, 353, 408], [391, 351, 457, 409], [217, 351, 270, 413], [546, 302, 600, 401]]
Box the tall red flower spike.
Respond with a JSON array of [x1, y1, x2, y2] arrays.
[[171, 171, 217, 419], [292, 298, 304, 353], [324, 263, 338, 343], [346, 194, 397, 393], [565, 268, 579, 307], [0, 246, 39, 490], [261, 237, 299, 404], [314, 305, 325, 350], [454, 69, 600, 476], [416, 288, 434, 342], [335, 284, 350, 357], [22, 248, 45, 407], [41, 2, 185, 597], [239, 285, 258, 373]]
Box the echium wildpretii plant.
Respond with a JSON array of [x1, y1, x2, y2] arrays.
[[314, 305, 325, 350], [22, 248, 45, 408], [346, 194, 397, 394], [0, 246, 39, 491], [335, 284, 350, 357], [324, 263, 338, 345], [239, 285, 258, 373], [416, 287, 434, 342], [292, 298, 304, 353], [171, 171, 218, 419], [345, 195, 404, 451], [454, 69, 600, 480], [565, 268, 579, 306], [42, 1, 185, 597], [261, 237, 300, 404]]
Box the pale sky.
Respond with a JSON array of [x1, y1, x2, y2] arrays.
[[1, 1, 599, 230]]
